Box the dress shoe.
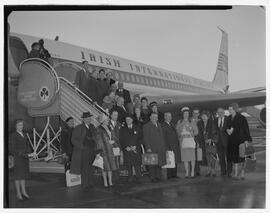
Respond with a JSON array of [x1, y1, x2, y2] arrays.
[[16, 195, 23, 201], [151, 178, 158, 183], [205, 172, 211, 177], [128, 177, 133, 183], [22, 194, 30, 199]]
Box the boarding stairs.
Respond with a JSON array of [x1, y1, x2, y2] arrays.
[[17, 58, 107, 165]]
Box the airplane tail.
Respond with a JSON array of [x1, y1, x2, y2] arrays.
[[212, 27, 229, 93]]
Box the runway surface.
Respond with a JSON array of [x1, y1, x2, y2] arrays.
[[7, 128, 266, 208]]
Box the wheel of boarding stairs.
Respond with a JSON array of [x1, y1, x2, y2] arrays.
[[17, 58, 59, 110]]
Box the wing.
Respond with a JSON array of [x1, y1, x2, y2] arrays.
[[152, 92, 266, 112]]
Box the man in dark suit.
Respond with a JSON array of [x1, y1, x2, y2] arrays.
[[214, 107, 230, 177], [115, 82, 132, 113], [162, 112, 181, 179], [191, 107, 201, 176], [119, 113, 143, 183], [97, 69, 110, 102], [143, 112, 167, 182], [110, 96, 127, 124], [74, 61, 91, 96], [70, 112, 97, 189]]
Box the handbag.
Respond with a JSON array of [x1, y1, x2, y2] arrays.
[[142, 153, 158, 165], [245, 145, 255, 156], [196, 148, 203, 161], [162, 151, 175, 168], [239, 143, 246, 158], [181, 137, 196, 149], [206, 144, 217, 154], [92, 154, 104, 169], [112, 147, 121, 156], [245, 154, 256, 172], [66, 170, 81, 187]]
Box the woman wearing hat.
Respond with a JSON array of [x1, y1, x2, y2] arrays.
[[9, 119, 34, 200], [96, 114, 117, 187], [176, 107, 198, 178]]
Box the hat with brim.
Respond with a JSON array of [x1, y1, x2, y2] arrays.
[[181, 106, 190, 112], [125, 113, 134, 119], [82, 112, 93, 118], [150, 101, 158, 107]]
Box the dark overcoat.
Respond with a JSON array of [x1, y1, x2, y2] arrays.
[[115, 88, 132, 110], [9, 132, 30, 179], [162, 122, 181, 163], [227, 113, 252, 163], [143, 121, 167, 166], [74, 69, 89, 95], [110, 105, 127, 124], [197, 119, 215, 165], [119, 124, 142, 166], [60, 123, 73, 155], [87, 77, 99, 102], [70, 123, 96, 175]]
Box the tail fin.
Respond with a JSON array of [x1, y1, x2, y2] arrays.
[[212, 27, 229, 93]]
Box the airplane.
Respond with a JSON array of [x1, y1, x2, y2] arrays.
[[7, 26, 266, 162]]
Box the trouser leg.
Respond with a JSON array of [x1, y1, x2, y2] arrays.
[[148, 166, 155, 180], [217, 144, 226, 175], [134, 165, 142, 178]]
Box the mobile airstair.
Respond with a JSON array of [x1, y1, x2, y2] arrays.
[[17, 58, 107, 172]]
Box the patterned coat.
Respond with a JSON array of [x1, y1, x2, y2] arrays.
[[96, 125, 117, 171]]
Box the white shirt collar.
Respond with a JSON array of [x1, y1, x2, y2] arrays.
[[84, 123, 89, 129], [17, 131, 24, 137]]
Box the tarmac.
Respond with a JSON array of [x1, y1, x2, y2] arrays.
[[6, 128, 266, 208]]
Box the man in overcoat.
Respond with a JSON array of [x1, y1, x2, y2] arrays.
[[74, 61, 91, 96], [110, 96, 127, 124], [143, 112, 167, 182], [162, 112, 181, 179], [119, 113, 143, 183], [70, 112, 97, 189]]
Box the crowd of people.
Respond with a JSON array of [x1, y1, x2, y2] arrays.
[[57, 100, 252, 190], [9, 58, 253, 198]]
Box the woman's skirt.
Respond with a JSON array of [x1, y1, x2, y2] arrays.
[[181, 148, 195, 162]]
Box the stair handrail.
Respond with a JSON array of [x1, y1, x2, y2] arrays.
[[59, 77, 108, 116]]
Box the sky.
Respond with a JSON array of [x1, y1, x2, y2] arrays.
[[8, 6, 266, 92]]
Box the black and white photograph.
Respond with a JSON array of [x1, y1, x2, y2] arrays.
[[3, 2, 267, 209]]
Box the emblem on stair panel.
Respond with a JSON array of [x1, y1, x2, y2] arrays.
[[39, 86, 50, 102]]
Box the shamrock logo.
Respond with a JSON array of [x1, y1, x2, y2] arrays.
[[39, 86, 50, 102]]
